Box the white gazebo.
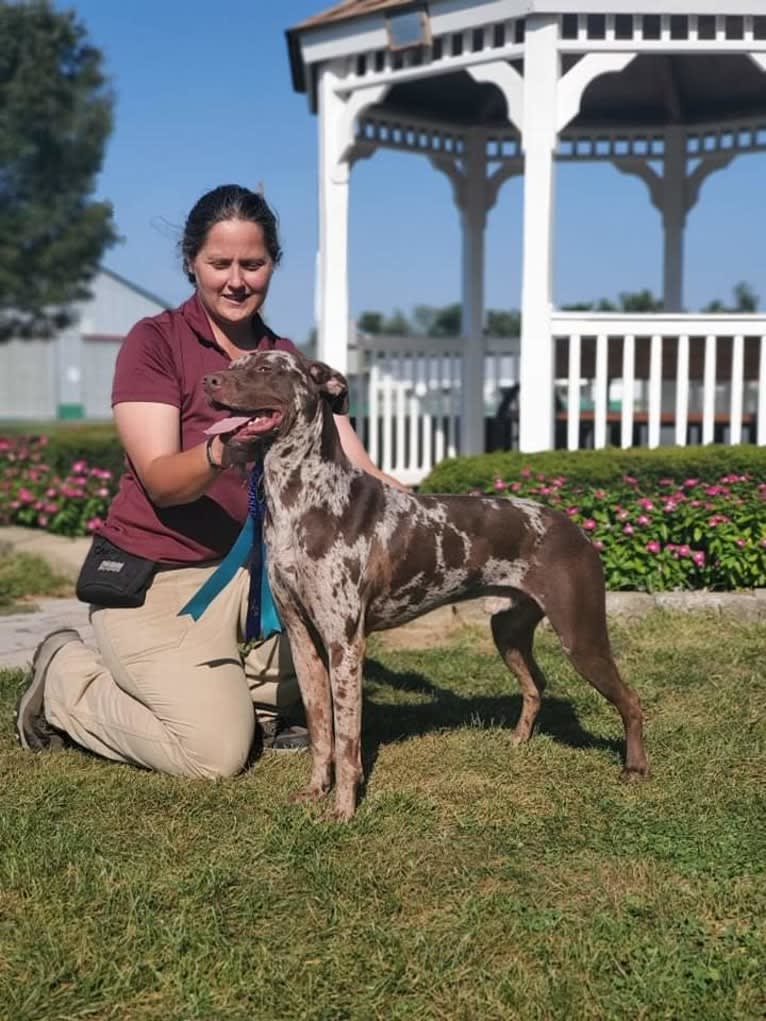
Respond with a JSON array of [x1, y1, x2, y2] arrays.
[[287, 1, 766, 482]]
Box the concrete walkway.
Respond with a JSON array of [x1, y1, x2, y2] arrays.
[[1, 526, 765, 670]]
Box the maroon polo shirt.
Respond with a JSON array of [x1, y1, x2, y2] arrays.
[[99, 293, 298, 563]]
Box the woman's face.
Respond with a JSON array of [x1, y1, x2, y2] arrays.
[[190, 218, 275, 330]]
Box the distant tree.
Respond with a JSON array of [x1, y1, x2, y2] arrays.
[[485, 309, 521, 336], [733, 281, 758, 312], [703, 281, 759, 314], [382, 309, 411, 335], [0, 0, 117, 340], [412, 304, 437, 335], [429, 302, 462, 337], [618, 289, 662, 313], [357, 311, 384, 335]]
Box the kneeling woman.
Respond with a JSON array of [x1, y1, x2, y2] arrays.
[[15, 184, 401, 777]]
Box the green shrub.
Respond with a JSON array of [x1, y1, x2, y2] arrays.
[[420, 444, 766, 494], [0, 423, 125, 481], [0, 434, 118, 537]]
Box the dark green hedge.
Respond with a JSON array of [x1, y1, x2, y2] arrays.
[[0, 423, 125, 479], [420, 444, 766, 493]]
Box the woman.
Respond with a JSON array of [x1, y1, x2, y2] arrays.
[[15, 184, 400, 777]]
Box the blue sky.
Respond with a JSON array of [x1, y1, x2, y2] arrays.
[[57, 0, 766, 344]]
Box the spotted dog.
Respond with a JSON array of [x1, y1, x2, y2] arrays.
[[203, 351, 649, 821]]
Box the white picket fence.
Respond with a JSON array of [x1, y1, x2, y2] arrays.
[[351, 334, 520, 485], [352, 316, 766, 484]]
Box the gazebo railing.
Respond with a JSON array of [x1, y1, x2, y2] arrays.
[[351, 334, 520, 485], [351, 316, 766, 484], [552, 313, 766, 451]]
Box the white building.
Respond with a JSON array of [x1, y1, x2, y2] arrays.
[[288, 0, 766, 483], [0, 269, 168, 422]]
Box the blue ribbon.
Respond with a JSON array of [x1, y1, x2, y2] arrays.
[[178, 462, 282, 641]]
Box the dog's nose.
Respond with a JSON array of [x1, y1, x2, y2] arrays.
[[203, 374, 221, 387]]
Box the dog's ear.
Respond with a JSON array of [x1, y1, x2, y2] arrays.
[[308, 360, 350, 415]]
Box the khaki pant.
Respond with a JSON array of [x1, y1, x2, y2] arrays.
[[44, 564, 300, 778]]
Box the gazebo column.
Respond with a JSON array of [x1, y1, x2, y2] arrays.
[[615, 135, 733, 313], [662, 126, 687, 312], [460, 131, 488, 455], [317, 64, 351, 373], [519, 15, 559, 452], [316, 66, 387, 373]]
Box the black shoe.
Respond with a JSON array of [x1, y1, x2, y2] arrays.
[[14, 628, 80, 751], [259, 717, 309, 752]]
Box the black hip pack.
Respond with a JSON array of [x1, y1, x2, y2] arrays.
[[76, 535, 157, 609]]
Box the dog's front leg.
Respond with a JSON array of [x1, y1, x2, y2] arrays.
[[280, 611, 334, 802], [327, 631, 366, 822]]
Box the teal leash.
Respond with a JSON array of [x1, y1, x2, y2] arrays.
[[178, 462, 282, 639]]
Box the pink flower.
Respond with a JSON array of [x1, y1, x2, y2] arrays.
[[96, 487, 110, 498], [638, 498, 654, 510], [683, 478, 699, 488], [659, 478, 674, 486], [86, 516, 104, 532], [692, 551, 706, 567], [493, 478, 507, 491], [646, 540, 661, 554], [37, 514, 48, 527], [520, 467, 531, 478], [623, 523, 634, 535], [18, 487, 34, 503], [735, 538, 747, 548], [510, 481, 522, 492], [592, 539, 604, 551], [616, 509, 629, 521], [71, 460, 87, 473], [582, 519, 597, 531], [637, 515, 650, 526], [678, 545, 691, 557], [566, 506, 579, 516]]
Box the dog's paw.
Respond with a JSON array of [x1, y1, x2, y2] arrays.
[[290, 784, 330, 805], [620, 764, 650, 783], [329, 800, 356, 823]]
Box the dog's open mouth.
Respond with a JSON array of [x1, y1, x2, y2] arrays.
[[205, 409, 284, 441]]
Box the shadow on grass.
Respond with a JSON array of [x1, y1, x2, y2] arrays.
[[359, 657, 624, 782]]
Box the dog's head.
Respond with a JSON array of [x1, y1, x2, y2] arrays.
[[202, 350, 349, 458]]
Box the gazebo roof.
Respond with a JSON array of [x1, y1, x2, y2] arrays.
[[288, 2, 766, 127], [292, 0, 413, 31]]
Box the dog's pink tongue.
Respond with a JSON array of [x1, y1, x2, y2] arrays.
[[204, 416, 251, 436]]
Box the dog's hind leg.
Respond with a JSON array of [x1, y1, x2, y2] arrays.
[[491, 597, 547, 745], [542, 547, 649, 781]]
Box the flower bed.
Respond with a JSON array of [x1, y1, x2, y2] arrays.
[[488, 470, 766, 591], [0, 435, 117, 537]]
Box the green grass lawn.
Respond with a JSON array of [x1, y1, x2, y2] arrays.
[[1, 612, 764, 1020], [0, 551, 73, 613]]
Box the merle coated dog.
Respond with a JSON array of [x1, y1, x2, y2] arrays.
[[203, 351, 649, 820]]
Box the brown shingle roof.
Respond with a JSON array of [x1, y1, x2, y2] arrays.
[[292, 1, 415, 31]]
